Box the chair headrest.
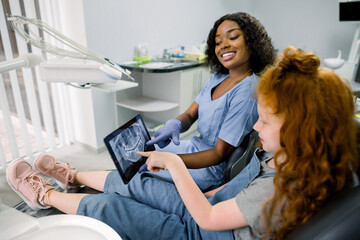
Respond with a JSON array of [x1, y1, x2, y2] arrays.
[[284, 185, 360, 240]]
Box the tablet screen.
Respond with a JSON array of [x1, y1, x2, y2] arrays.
[[104, 114, 155, 184]]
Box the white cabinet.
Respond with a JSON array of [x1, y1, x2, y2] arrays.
[[115, 66, 211, 136], [179, 66, 210, 112]]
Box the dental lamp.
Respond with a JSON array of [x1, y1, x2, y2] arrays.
[[4, 15, 135, 88]]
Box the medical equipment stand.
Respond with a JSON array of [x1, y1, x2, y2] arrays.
[[335, 23, 360, 96]]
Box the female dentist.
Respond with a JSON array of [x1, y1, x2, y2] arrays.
[[140, 11, 276, 191]]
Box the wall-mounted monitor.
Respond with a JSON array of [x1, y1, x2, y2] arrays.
[[340, 1, 360, 21]]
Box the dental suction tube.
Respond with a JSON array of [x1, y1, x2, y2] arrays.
[[0, 54, 44, 73], [7, 15, 135, 82]]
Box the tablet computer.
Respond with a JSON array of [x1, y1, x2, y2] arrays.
[[104, 114, 155, 184]]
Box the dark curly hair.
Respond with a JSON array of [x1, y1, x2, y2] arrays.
[[205, 12, 275, 74]]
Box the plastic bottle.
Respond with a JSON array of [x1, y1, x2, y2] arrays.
[[172, 46, 185, 58], [178, 46, 184, 58]]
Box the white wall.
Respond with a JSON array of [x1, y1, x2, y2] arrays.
[[251, 0, 357, 60], [82, 0, 356, 61], [82, 0, 254, 62]]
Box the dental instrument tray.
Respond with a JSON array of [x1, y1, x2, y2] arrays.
[[104, 114, 155, 184]]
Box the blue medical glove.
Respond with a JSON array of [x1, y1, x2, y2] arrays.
[[146, 119, 181, 148]]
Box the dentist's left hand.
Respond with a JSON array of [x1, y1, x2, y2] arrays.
[[137, 151, 181, 172]]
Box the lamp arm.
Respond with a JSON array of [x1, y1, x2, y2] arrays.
[[0, 53, 44, 73]]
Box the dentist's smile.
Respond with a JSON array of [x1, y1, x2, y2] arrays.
[[221, 51, 236, 61]]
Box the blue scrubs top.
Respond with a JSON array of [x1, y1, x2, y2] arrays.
[[150, 72, 259, 190], [193, 72, 258, 150]]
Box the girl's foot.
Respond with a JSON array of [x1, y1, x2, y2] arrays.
[[6, 159, 54, 211], [34, 154, 79, 190]]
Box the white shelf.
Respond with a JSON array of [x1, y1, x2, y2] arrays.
[[117, 96, 179, 112], [92, 80, 139, 93]]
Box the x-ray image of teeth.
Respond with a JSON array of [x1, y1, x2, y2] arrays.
[[105, 114, 155, 184], [109, 121, 147, 163]]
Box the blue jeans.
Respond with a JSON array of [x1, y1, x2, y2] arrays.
[[77, 150, 263, 239]]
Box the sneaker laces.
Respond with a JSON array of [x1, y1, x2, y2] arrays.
[[52, 161, 76, 188], [22, 170, 53, 206]]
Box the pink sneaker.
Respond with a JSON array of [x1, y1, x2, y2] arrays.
[[6, 159, 54, 211], [34, 154, 78, 190]]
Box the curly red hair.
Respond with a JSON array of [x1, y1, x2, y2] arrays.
[[257, 46, 358, 239]]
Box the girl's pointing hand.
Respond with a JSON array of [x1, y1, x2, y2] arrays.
[[137, 151, 181, 172]]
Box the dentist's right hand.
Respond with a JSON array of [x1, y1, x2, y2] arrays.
[[146, 119, 182, 148]]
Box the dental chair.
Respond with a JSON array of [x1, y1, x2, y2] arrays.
[[284, 184, 360, 240], [224, 130, 258, 182]]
